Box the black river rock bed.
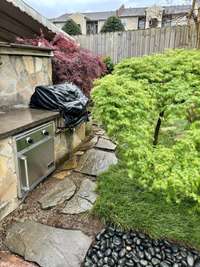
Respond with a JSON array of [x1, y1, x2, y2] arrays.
[[83, 226, 200, 267]]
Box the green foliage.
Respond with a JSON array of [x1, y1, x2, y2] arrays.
[[103, 56, 114, 74], [101, 16, 125, 33], [62, 19, 81, 36], [92, 49, 200, 207], [94, 164, 200, 249]]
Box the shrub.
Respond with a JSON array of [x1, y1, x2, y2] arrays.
[[92, 49, 200, 207], [101, 16, 125, 33], [103, 56, 114, 74], [62, 19, 82, 36], [17, 33, 106, 96]]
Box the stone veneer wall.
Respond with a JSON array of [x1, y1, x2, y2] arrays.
[[0, 45, 52, 109], [55, 121, 86, 164], [0, 137, 19, 221]]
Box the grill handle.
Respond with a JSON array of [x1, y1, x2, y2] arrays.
[[19, 155, 30, 191]]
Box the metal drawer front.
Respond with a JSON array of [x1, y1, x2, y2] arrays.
[[14, 122, 55, 198], [18, 137, 55, 196]]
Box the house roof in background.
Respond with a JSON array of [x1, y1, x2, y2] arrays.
[[84, 11, 116, 21], [50, 11, 116, 22], [163, 5, 191, 15], [120, 7, 146, 17], [50, 13, 71, 22], [51, 4, 191, 23]]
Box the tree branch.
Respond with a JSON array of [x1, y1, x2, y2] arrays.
[[188, 0, 196, 20], [153, 111, 164, 146]]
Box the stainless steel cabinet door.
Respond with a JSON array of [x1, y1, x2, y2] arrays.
[[18, 137, 55, 196]]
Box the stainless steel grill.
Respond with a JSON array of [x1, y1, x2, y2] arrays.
[[14, 122, 55, 198]]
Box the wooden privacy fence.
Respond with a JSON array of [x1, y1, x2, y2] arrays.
[[75, 25, 197, 63]]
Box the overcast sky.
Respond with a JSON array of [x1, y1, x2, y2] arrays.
[[24, 0, 190, 18]]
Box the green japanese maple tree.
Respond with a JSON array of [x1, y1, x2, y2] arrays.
[[92, 49, 200, 207]]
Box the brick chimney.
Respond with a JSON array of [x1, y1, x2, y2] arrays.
[[117, 4, 125, 17]]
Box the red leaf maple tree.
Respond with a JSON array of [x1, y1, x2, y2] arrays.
[[17, 33, 106, 96]]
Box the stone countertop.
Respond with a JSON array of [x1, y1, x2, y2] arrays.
[[0, 108, 60, 139]]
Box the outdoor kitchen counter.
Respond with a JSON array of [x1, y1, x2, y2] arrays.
[[0, 108, 60, 139]]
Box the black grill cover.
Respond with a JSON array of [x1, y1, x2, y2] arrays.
[[30, 83, 89, 128]]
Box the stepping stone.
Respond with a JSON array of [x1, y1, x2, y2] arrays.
[[62, 195, 93, 215], [88, 136, 99, 146], [74, 151, 85, 156], [78, 136, 99, 151], [38, 178, 76, 209], [76, 148, 118, 176], [0, 251, 37, 267], [53, 170, 71, 180], [78, 179, 97, 203], [62, 179, 97, 215], [5, 221, 92, 267], [95, 137, 117, 151], [102, 135, 111, 140], [95, 129, 105, 136], [60, 157, 78, 170]]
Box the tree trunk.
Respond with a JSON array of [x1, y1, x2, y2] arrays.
[[153, 111, 164, 146], [188, 0, 196, 20], [187, 0, 200, 49], [196, 7, 200, 48]]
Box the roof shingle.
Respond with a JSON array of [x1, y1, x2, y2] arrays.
[[120, 7, 146, 17]]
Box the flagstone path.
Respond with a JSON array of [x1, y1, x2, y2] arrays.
[[0, 125, 117, 267]]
